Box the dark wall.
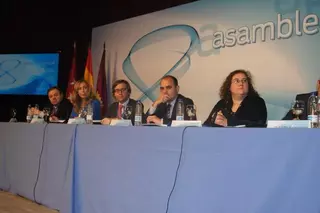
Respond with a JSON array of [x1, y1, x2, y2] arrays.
[[0, 0, 197, 122]]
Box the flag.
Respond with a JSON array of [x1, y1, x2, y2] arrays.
[[96, 43, 108, 116], [112, 51, 118, 84], [66, 41, 77, 100], [84, 46, 94, 88], [106, 52, 113, 106]]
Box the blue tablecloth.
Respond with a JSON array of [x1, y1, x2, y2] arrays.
[[169, 128, 320, 213], [1, 123, 320, 213], [2, 123, 47, 199], [35, 124, 76, 212], [0, 123, 76, 212], [71, 127, 320, 213], [72, 126, 187, 213]]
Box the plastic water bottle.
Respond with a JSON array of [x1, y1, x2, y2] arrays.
[[176, 99, 184, 121], [26, 104, 33, 123], [317, 96, 320, 128], [86, 103, 93, 124], [134, 100, 143, 126], [307, 93, 318, 128], [33, 104, 39, 119]]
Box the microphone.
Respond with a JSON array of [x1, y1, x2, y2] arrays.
[[210, 111, 218, 124], [208, 111, 224, 127]]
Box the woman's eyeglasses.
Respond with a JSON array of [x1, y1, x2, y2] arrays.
[[232, 78, 247, 84]]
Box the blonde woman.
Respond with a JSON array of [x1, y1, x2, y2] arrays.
[[69, 79, 101, 120]]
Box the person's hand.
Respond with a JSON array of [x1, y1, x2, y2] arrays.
[[146, 115, 161, 125], [50, 116, 59, 121], [214, 111, 227, 127], [152, 94, 170, 108], [101, 118, 112, 125]]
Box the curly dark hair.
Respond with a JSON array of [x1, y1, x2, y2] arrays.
[[219, 69, 259, 102]]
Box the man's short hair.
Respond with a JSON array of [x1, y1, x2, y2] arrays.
[[161, 75, 178, 86]]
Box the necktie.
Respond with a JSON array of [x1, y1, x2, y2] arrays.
[[51, 106, 58, 116], [118, 104, 123, 118], [166, 103, 171, 119]]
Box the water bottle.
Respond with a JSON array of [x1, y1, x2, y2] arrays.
[[317, 96, 320, 128], [86, 103, 93, 124], [26, 104, 33, 123], [134, 100, 143, 126], [34, 104, 39, 119], [307, 93, 318, 128], [176, 99, 184, 121]]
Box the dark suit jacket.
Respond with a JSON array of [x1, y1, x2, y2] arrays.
[[49, 98, 73, 122], [282, 92, 316, 120], [203, 95, 267, 127], [105, 98, 146, 125], [148, 94, 195, 125]]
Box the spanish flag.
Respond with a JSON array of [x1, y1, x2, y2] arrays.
[[84, 46, 94, 88]]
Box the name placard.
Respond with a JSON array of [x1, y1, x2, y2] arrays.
[[171, 120, 202, 127], [110, 119, 132, 126], [267, 120, 311, 128], [67, 118, 86, 124], [30, 118, 45, 124]]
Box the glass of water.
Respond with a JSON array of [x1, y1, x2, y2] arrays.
[[79, 107, 87, 118], [9, 108, 17, 122], [186, 104, 197, 120], [291, 100, 305, 120], [122, 105, 132, 120], [43, 107, 50, 122]]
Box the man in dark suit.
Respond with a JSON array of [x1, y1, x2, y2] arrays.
[[101, 79, 145, 125], [146, 75, 195, 125], [47, 86, 73, 122], [283, 80, 320, 120]]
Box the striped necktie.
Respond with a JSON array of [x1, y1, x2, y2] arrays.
[[166, 103, 171, 119], [118, 104, 123, 118]]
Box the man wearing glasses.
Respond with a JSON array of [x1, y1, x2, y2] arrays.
[[146, 75, 195, 125], [101, 79, 144, 125]]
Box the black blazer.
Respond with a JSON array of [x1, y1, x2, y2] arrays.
[[105, 98, 146, 125], [148, 94, 195, 125], [282, 92, 315, 120], [48, 98, 73, 122], [203, 95, 267, 127]]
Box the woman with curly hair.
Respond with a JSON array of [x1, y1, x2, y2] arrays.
[[69, 79, 101, 120], [203, 69, 267, 127]]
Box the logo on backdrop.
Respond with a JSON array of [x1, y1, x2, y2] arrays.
[[123, 1, 320, 102], [122, 25, 201, 102]]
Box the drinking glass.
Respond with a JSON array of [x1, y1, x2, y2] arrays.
[[79, 107, 87, 118], [9, 108, 17, 122], [186, 104, 197, 120], [122, 105, 132, 120], [291, 100, 305, 120], [43, 107, 50, 122]]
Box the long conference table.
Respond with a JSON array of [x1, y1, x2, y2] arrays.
[[1, 122, 320, 213]]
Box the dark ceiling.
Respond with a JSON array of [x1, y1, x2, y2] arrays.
[[0, 0, 197, 52], [0, 0, 198, 121]]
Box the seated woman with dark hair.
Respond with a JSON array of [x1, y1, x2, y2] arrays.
[[69, 79, 102, 120], [203, 69, 267, 127]]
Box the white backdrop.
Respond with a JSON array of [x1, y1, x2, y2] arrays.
[[91, 0, 320, 121]]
